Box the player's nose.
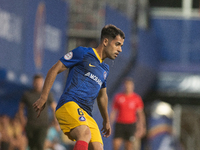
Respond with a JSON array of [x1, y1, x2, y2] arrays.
[[118, 47, 122, 52]]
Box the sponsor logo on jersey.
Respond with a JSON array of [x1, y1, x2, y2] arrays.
[[85, 72, 102, 86], [85, 72, 90, 77], [89, 63, 95, 67], [64, 52, 73, 60], [79, 116, 86, 121]]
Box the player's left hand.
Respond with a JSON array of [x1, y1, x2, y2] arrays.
[[101, 120, 111, 138], [135, 125, 146, 138]]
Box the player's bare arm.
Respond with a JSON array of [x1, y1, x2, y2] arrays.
[[33, 60, 67, 117], [18, 102, 27, 127], [109, 108, 117, 125], [135, 109, 146, 138], [50, 101, 57, 122], [97, 88, 111, 138]]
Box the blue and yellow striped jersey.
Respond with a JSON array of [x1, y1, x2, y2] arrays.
[[56, 46, 109, 116]]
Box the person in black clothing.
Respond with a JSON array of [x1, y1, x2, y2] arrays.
[[18, 74, 57, 150]]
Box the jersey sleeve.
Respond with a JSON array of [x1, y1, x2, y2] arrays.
[[101, 78, 107, 88], [101, 65, 109, 88], [59, 46, 85, 68]]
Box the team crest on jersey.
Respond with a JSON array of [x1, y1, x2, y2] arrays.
[[103, 71, 107, 80], [64, 52, 73, 60], [79, 116, 86, 121]]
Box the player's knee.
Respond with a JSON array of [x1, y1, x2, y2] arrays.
[[70, 125, 91, 142], [82, 126, 91, 141]]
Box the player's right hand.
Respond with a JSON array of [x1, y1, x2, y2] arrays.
[[32, 98, 46, 118]]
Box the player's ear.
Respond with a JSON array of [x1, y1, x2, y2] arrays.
[[103, 38, 109, 47]]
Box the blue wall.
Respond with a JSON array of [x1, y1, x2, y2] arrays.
[[0, 0, 68, 117], [152, 18, 200, 73]]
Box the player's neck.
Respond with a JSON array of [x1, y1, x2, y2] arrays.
[[125, 91, 133, 95], [95, 44, 106, 61]]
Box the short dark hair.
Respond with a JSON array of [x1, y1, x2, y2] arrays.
[[100, 24, 125, 41], [33, 73, 44, 80]]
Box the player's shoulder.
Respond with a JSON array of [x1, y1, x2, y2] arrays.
[[66, 46, 91, 58], [74, 46, 92, 53], [23, 89, 33, 95], [21, 89, 33, 100], [133, 92, 141, 97], [114, 93, 124, 99], [132, 92, 142, 99], [102, 60, 109, 67]]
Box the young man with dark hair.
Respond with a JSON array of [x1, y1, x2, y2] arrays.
[[33, 24, 125, 150]]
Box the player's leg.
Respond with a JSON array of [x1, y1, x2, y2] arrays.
[[124, 140, 133, 150], [55, 101, 91, 150], [36, 126, 48, 150], [112, 123, 125, 150], [25, 125, 37, 150], [88, 142, 103, 150], [70, 125, 91, 150], [87, 112, 103, 150], [124, 123, 136, 150], [70, 125, 91, 142], [113, 138, 123, 150]]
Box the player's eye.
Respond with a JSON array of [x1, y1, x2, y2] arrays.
[[116, 42, 121, 46]]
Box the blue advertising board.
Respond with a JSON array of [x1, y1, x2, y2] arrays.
[[0, 0, 68, 117], [24, 0, 68, 75], [0, 0, 26, 72]]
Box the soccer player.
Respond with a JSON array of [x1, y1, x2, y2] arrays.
[[33, 24, 125, 150], [110, 77, 146, 150]]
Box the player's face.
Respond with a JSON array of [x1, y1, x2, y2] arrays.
[[124, 80, 134, 94], [105, 35, 124, 60], [33, 78, 44, 92]]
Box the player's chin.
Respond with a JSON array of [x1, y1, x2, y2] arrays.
[[110, 55, 117, 60]]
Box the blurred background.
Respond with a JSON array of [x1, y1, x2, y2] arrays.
[[1, 0, 200, 150]]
